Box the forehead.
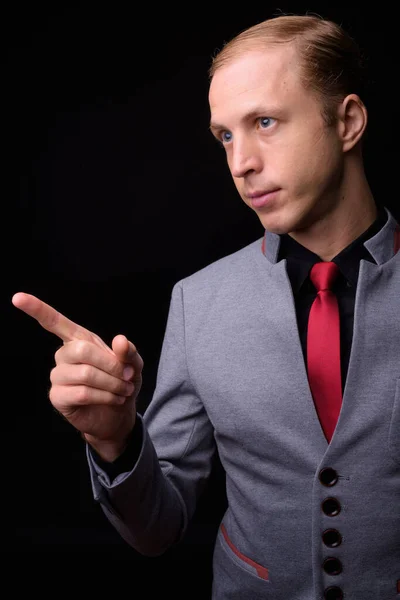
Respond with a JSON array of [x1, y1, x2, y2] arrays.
[[209, 45, 304, 119]]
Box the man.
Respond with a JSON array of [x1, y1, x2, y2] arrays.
[[12, 14, 400, 600]]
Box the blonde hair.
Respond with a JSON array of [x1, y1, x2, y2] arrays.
[[209, 14, 367, 126]]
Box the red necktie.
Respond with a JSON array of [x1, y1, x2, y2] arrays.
[[307, 261, 342, 442]]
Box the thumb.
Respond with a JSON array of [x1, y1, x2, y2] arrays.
[[112, 334, 143, 373]]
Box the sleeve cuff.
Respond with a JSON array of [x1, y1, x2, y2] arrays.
[[88, 415, 143, 483]]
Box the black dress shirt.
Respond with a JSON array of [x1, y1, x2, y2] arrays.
[[280, 203, 387, 396], [91, 204, 388, 480]]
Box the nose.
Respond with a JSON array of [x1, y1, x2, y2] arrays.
[[229, 136, 263, 178]]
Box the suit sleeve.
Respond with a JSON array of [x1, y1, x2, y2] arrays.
[[86, 281, 217, 556]]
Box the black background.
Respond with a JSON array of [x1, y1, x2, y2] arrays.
[[4, 2, 400, 596]]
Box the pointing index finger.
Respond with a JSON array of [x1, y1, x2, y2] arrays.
[[12, 292, 93, 343]]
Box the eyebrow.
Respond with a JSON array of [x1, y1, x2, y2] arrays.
[[209, 105, 285, 134]]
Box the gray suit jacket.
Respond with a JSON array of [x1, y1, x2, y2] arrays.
[[88, 206, 400, 599]]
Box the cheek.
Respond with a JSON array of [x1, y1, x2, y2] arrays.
[[286, 133, 341, 192], [311, 141, 342, 187]]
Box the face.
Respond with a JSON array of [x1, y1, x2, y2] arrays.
[[208, 45, 345, 236]]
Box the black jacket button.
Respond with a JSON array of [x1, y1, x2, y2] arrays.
[[324, 586, 344, 599], [319, 468, 339, 486], [322, 529, 342, 547], [322, 497, 341, 516], [323, 557, 343, 575]]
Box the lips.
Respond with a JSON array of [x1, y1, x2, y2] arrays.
[[247, 188, 280, 198], [246, 188, 280, 208]]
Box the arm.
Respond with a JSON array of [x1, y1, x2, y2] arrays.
[[87, 282, 217, 556], [11, 283, 216, 556]]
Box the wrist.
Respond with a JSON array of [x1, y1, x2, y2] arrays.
[[83, 428, 133, 462]]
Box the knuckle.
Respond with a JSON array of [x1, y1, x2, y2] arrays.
[[74, 386, 90, 404], [48, 384, 60, 408], [49, 366, 58, 384], [48, 385, 55, 404], [79, 363, 93, 383], [74, 340, 90, 361]]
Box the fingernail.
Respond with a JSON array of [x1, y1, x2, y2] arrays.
[[123, 366, 134, 380]]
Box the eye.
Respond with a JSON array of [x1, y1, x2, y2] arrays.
[[258, 117, 275, 129], [220, 130, 233, 144]]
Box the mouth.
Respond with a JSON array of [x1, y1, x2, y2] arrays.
[[246, 188, 281, 208]]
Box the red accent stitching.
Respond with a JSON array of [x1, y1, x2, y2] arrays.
[[394, 224, 400, 255], [221, 524, 269, 581], [397, 579, 400, 594]]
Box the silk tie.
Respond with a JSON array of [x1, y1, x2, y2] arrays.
[[307, 261, 342, 442]]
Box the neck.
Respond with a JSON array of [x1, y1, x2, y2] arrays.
[[289, 157, 378, 261]]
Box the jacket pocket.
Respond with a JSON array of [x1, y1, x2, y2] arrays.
[[218, 523, 269, 581], [388, 378, 400, 465]]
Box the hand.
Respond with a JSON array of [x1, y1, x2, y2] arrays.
[[12, 292, 144, 460]]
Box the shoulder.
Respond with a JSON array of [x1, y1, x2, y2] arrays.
[[173, 236, 264, 297]]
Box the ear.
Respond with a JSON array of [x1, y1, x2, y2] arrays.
[[336, 94, 367, 152]]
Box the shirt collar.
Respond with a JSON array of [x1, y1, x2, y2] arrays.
[[277, 204, 389, 295]]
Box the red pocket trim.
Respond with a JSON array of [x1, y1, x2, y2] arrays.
[[221, 523, 269, 581]]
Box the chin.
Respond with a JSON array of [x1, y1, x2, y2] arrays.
[[257, 201, 315, 236], [257, 214, 293, 235]]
